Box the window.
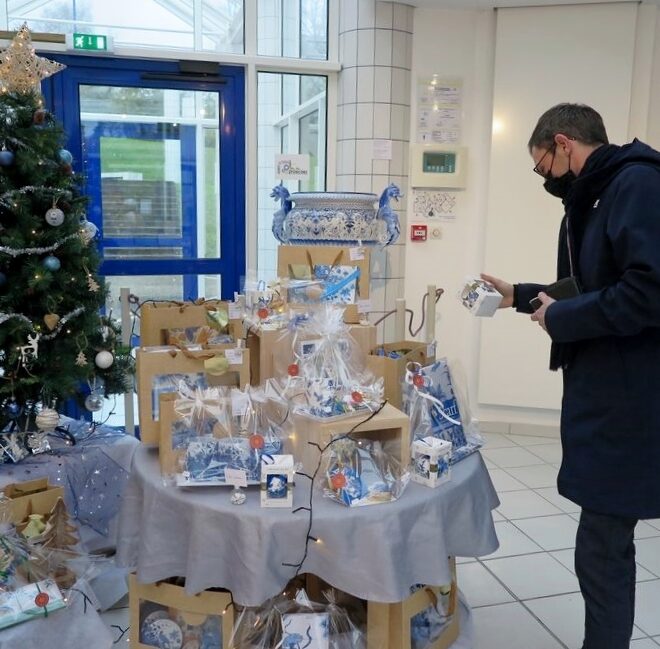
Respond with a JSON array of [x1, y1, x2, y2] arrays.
[[6, 0, 244, 53], [257, 72, 327, 280], [258, 0, 328, 60]]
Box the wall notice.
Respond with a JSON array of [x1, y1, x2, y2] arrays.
[[417, 77, 462, 144], [275, 153, 310, 180]]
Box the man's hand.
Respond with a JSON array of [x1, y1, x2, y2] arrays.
[[480, 273, 514, 308], [531, 292, 556, 332]]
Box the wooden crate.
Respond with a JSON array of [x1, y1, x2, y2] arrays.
[[2, 477, 65, 524], [277, 245, 370, 324], [290, 403, 410, 476], [245, 322, 376, 386], [367, 558, 459, 649], [366, 341, 436, 409], [136, 345, 250, 445], [304, 557, 459, 649], [129, 574, 234, 649], [140, 299, 242, 346]]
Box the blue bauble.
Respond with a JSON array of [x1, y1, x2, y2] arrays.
[[0, 272, 6, 286], [0, 150, 14, 166], [58, 149, 73, 165], [6, 400, 22, 419], [42, 255, 61, 271]]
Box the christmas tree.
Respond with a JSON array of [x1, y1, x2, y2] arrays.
[[0, 25, 133, 438]]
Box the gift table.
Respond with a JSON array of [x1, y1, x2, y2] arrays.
[[0, 423, 139, 551], [117, 445, 499, 607]]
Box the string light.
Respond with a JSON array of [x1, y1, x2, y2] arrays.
[[282, 400, 388, 577]]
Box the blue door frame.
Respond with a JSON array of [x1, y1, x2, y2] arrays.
[[41, 55, 246, 300]]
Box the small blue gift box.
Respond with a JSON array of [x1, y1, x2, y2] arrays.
[[260, 454, 294, 508]]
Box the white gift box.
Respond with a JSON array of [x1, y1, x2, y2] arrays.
[[260, 454, 294, 508], [411, 436, 452, 488], [460, 278, 502, 317], [281, 612, 330, 649]]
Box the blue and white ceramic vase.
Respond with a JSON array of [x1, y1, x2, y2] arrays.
[[271, 183, 401, 245]]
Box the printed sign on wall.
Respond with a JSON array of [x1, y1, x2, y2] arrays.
[[275, 153, 310, 180]]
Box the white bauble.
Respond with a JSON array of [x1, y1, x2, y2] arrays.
[[45, 207, 65, 226], [94, 350, 114, 369], [35, 408, 59, 431]]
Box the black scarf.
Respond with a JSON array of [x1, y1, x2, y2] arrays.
[[549, 144, 621, 370]]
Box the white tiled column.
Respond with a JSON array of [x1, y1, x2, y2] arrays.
[[337, 0, 414, 342]]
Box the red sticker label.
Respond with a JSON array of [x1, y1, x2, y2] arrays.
[[35, 592, 50, 608], [249, 434, 265, 450]]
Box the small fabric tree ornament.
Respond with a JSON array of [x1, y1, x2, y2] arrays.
[[41, 498, 78, 549], [39, 497, 78, 588]]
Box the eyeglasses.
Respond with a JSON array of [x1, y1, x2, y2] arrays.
[[533, 143, 557, 177]]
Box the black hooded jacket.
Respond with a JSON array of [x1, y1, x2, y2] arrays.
[[515, 139, 660, 517]]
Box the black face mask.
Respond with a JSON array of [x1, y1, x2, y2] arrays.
[[543, 169, 577, 199]]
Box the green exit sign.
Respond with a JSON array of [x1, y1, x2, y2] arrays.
[[67, 33, 113, 52]]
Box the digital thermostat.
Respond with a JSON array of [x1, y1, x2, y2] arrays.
[[410, 144, 467, 189]]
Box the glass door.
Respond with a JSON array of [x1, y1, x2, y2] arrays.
[[42, 56, 245, 315]]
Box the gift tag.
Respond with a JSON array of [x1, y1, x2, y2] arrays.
[[228, 303, 242, 319], [349, 246, 365, 261], [427, 340, 437, 358], [357, 299, 371, 314], [224, 348, 243, 365], [232, 391, 250, 416], [225, 468, 248, 488]]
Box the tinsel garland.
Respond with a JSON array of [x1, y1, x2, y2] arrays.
[[0, 312, 33, 326], [0, 306, 84, 339], [0, 185, 72, 209], [0, 232, 78, 258], [39, 307, 85, 340]]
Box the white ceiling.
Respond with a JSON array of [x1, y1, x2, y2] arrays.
[[407, 0, 654, 8]]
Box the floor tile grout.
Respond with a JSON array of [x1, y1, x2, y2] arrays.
[[479, 435, 660, 646]]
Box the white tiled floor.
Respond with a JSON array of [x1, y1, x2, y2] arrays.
[[461, 430, 660, 648]]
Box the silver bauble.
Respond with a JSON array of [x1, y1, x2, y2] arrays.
[[80, 220, 98, 244], [35, 407, 59, 431], [84, 394, 104, 412], [45, 207, 65, 226]]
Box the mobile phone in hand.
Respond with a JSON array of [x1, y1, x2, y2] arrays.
[[529, 276, 581, 311]]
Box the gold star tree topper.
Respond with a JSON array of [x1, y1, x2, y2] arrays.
[[0, 24, 66, 94]]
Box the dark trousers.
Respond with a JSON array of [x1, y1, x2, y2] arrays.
[[576, 508, 638, 649]]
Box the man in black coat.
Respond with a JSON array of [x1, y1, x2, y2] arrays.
[[483, 103, 660, 649]]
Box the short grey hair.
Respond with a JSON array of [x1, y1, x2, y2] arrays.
[[528, 103, 609, 152]]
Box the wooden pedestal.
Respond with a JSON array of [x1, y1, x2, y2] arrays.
[[367, 558, 459, 649], [290, 402, 410, 476]]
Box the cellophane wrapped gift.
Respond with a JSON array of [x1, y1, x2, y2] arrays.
[[243, 277, 287, 326], [228, 589, 365, 649], [274, 305, 383, 420], [167, 325, 234, 347], [402, 358, 482, 464], [172, 383, 285, 486], [287, 265, 360, 306], [323, 438, 410, 507], [0, 498, 99, 630]]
